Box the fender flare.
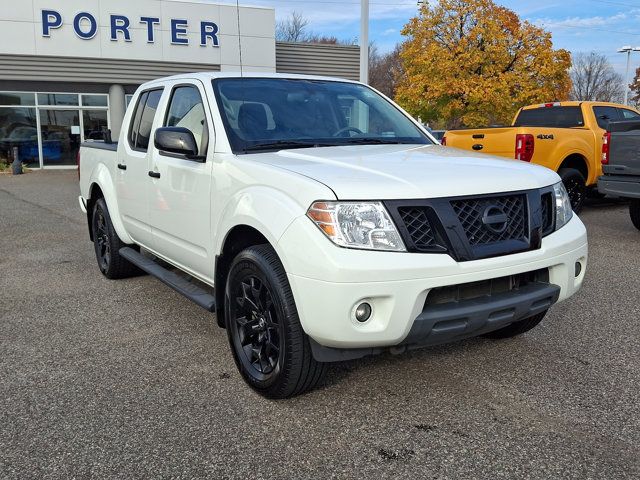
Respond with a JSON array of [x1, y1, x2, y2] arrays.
[[214, 186, 307, 272], [89, 164, 133, 244]]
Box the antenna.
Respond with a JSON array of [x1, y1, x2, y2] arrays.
[[236, 0, 243, 76]]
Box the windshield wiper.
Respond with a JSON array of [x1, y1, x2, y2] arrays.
[[242, 140, 334, 152], [340, 138, 405, 145]]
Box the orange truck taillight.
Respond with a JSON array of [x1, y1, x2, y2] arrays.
[[515, 134, 534, 162], [441, 136, 446, 146], [601, 132, 611, 165]]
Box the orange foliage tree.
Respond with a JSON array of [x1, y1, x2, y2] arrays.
[[396, 0, 572, 129]]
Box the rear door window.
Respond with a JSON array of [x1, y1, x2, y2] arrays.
[[619, 108, 640, 120], [593, 106, 621, 129], [513, 106, 584, 128], [128, 88, 163, 151]]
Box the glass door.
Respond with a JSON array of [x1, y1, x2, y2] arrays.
[[38, 109, 81, 166]]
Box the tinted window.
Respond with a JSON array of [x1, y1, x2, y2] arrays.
[[137, 90, 162, 150], [164, 85, 208, 155], [619, 108, 640, 120], [128, 89, 163, 151], [128, 91, 148, 148], [514, 106, 584, 128], [212, 78, 431, 153], [593, 106, 621, 129]]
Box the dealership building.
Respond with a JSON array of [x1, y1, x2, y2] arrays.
[[0, 0, 359, 168]]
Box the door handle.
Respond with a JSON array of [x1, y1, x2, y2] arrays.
[[117, 163, 127, 170], [472, 144, 483, 151], [148, 171, 161, 178]]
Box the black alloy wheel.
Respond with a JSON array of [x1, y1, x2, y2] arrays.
[[94, 207, 111, 273], [231, 275, 281, 378], [91, 198, 142, 279], [559, 168, 586, 214], [225, 245, 326, 398]]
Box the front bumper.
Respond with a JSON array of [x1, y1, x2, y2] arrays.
[[277, 214, 587, 354], [598, 175, 640, 199]]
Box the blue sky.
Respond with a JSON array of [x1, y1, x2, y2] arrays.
[[220, 0, 640, 79]]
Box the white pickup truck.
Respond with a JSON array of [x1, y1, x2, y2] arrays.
[[78, 73, 588, 398]]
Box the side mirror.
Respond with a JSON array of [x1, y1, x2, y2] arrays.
[[154, 127, 200, 158]]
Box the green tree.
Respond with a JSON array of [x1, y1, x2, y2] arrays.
[[397, 0, 571, 129]]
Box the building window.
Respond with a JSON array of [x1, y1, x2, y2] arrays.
[[0, 107, 39, 168], [0, 91, 110, 169], [37, 93, 79, 106], [0, 92, 36, 106], [83, 110, 109, 140], [81, 94, 109, 107], [39, 109, 81, 167]]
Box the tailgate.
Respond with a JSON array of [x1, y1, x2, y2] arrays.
[[607, 120, 640, 175], [444, 127, 515, 158]]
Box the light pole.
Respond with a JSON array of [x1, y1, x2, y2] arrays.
[[618, 46, 640, 105], [360, 0, 369, 84]]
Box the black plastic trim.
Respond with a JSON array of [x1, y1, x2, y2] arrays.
[[119, 247, 216, 312], [385, 186, 554, 262]]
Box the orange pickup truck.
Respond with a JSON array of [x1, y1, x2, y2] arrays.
[[443, 101, 640, 211]]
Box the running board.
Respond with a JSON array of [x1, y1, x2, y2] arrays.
[[119, 247, 216, 312]]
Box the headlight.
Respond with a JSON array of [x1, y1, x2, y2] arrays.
[[553, 181, 573, 230], [307, 201, 406, 251]]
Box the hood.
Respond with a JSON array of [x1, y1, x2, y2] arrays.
[[250, 144, 560, 200]]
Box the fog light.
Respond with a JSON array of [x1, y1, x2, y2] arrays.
[[575, 261, 582, 277], [355, 302, 372, 323]]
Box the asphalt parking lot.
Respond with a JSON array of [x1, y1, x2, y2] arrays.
[[1, 171, 639, 479]]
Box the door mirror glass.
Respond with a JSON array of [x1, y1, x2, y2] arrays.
[[154, 127, 199, 158]]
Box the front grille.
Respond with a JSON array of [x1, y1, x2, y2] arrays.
[[541, 192, 554, 236], [451, 194, 527, 245], [425, 268, 550, 306], [398, 207, 438, 251]]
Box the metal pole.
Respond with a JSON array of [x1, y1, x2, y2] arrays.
[[625, 49, 631, 105], [360, 0, 369, 84]]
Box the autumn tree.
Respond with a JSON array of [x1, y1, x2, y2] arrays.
[[630, 67, 640, 107], [369, 43, 403, 99], [570, 52, 624, 103], [396, 0, 571, 129]]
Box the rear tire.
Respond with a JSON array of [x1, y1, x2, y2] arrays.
[[559, 168, 586, 213], [91, 198, 141, 279], [482, 311, 547, 339], [225, 244, 326, 399], [630, 199, 640, 231]]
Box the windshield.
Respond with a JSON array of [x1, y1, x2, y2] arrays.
[[212, 78, 432, 153]]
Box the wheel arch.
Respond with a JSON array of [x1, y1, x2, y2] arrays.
[[86, 164, 132, 244], [558, 153, 590, 184], [214, 224, 272, 328]]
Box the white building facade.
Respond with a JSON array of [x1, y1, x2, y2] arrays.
[[0, 0, 359, 168]]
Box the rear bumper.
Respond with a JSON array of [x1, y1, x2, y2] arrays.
[[598, 175, 640, 199]]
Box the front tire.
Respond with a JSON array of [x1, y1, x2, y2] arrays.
[[482, 311, 547, 339], [225, 245, 326, 399], [91, 198, 141, 279], [630, 199, 640, 231], [559, 168, 586, 213]]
